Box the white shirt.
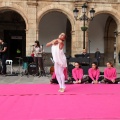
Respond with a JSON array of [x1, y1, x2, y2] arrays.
[[33, 46, 43, 57]]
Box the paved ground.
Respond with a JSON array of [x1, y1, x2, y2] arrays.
[[0, 75, 50, 84], [0, 65, 120, 84]]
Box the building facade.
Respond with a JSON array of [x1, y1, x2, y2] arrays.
[[0, 0, 120, 64]]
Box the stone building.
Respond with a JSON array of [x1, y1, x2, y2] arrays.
[[0, 0, 120, 65]]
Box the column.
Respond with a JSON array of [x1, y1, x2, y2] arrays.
[[116, 33, 120, 64], [71, 21, 83, 57], [26, 1, 38, 56]]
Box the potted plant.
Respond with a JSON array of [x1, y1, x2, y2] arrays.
[[81, 26, 88, 31]]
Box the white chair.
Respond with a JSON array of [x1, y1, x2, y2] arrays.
[[6, 60, 13, 74]]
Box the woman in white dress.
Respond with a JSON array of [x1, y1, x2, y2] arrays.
[[46, 33, 67, 92]]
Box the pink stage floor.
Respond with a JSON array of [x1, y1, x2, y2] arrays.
[[0, 84, 120, 120]]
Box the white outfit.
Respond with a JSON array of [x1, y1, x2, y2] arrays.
[[52, 43, 67, 89], [33, 46, 43, 57]]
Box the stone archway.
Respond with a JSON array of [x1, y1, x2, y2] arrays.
[[39, 11, 72, 52], [37, 5, 76, 58], [0, 3, 28, 30], [94, 7, 120, 26], [37, 4, 75, 32], [38, 11, 72, 66], [93, 8, 120, 64], [0, 9, 27, 62], [88, 12, 119, 65], [0, 2, 30, 58]]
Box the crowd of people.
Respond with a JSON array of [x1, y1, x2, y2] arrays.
[[31, 39, 120, 86], [51, 61, 120, 84], [72, 61, 119, 84], [47, 33, 120, 89], [0, 33, 120, 93]]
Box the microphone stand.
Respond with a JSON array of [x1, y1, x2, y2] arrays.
[[89, 40, 91, 66]]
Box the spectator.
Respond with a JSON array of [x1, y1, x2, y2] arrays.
[[95, 48, 101, 66], [72, 62, 87, 84], [81, 49, 89, 58], [103, 61, 119, 84], [87, 62, 103, 84]]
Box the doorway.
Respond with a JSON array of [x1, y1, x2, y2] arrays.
[[4, 30, 26, 63], [0, 10, 26, 63]]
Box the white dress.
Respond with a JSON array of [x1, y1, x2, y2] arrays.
[[51, 44, 67, 68]]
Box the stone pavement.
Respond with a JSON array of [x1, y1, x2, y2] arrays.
[[0, 65, 120, 84], [0, 75, 50, 84]]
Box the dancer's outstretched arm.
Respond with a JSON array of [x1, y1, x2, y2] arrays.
[[46, 39, 58, 47], [46, 39, 64, 49]]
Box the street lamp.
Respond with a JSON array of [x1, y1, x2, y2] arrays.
[[114, 30, 118, 38], [73, 8, 79, 20], [73, 3, 95, 49]]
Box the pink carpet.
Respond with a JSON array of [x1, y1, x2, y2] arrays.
[[0, 84, 120, 120]]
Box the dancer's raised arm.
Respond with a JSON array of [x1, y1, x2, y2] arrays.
[[46, 40, 58, 47]]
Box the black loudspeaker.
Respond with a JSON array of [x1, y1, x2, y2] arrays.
[[28, 63, 38, 75]]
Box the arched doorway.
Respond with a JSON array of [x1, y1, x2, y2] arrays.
[[88, 13, 117, 65], [0, 10, 26, 63], [39, 11, 72, 55]]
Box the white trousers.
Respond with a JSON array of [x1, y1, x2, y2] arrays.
[[54, 63, 65, 89]]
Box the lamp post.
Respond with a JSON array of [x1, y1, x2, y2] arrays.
[[88, 40, 91, 65], [114, 30, 118, 38], [114, 30, 119, 64], [88, 40, 91, 56], [73, 3, 95, 49]]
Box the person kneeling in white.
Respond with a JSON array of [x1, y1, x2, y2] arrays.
[[46, 33, 67, 92]]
